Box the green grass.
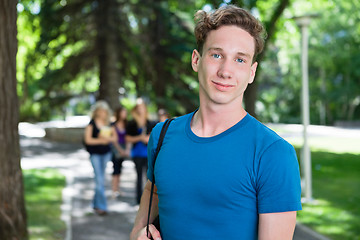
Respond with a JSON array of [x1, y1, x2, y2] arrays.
[[24, 169, 66, 240], [294, 149, 360, 240], [269, 125, 360, 239]]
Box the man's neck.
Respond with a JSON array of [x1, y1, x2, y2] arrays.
[[191, 100, 247, 137]]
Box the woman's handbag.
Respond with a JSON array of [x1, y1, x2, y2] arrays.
[[146, 118, 174, 239]]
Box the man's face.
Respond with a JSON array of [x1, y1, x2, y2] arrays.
[[191, 25, 258, 106]]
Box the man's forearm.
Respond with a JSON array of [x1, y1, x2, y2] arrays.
[[130, 180, 159, 238]]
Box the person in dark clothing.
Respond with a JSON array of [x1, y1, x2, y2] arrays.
[[126, 98, 156, 204]]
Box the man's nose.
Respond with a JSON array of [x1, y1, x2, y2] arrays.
[[217, 59, 233, 79]]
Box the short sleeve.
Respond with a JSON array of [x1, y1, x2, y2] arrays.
[[256, 139, 302, 213], [146, 122, 164, 182]]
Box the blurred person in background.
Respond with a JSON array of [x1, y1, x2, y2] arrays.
[[84, 100, 115, 216], [157, 108, 170, 122], [111, 106, 131, 199], [126, 98, 156, 204]]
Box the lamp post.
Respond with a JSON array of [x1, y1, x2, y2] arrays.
[[293, 14, 318, 202]]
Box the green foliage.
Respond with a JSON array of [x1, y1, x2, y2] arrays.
[[17, 0, 360, 123], [307, 0, 360, 124], [128, 0, 199, 116], [24, 168, 66, 240], [259, 0, 360, 124], [17, 0, 203, 120]]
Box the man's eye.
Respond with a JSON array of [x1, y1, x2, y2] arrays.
[[236, 58, 244, 63], [212, 54, 221, 59]]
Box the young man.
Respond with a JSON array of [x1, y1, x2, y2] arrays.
[[130, 5, 302, 240]]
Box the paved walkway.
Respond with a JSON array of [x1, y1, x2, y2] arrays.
[[20, 134, 330, 240]]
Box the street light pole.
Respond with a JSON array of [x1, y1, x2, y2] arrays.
[[293, 15, 317, 202]]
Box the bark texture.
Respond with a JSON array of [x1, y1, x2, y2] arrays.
[[242, 0, 291, 117], [96, 0, 122, 109], [0, 0, 28, 239]]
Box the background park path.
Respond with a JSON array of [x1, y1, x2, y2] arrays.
[[19, 121, 339, 240]]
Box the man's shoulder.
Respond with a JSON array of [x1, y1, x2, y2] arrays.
[[246, 116, 297, 167], [246, 114, 289, 147]]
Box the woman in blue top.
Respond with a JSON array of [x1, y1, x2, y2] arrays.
[[84, 100, 115, 216], [126, 98, 156, 204]]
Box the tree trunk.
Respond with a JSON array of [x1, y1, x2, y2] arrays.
[[96, 0, 122, 110], [0, 0, 29, 239], [243, 0, 290, 118], [151, 1, 167, 108], [243, 82, 257, 117]]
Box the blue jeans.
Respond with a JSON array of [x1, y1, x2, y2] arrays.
[[90, 152, 112, 211]]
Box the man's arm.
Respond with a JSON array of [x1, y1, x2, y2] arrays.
[[258, 211, 297, 240], [130, 180, 161, 240]]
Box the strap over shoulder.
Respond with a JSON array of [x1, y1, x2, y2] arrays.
[[147, 117, 174, 238], [153, 118, 174, 167]]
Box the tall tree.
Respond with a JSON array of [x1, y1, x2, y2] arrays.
[[306, 0, 360, 124], [95, 0, 123, 108], [238, 0, 291, 117], [20, 0, 131, 115], [132, 0, 198, 113], [17, 0, 294, 120], [260, 0, 360, 125], [0, 0, 28, 239]]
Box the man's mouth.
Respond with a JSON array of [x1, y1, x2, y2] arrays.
[[212, 81, 234, 90]]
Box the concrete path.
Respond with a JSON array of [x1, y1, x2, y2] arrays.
[[20, 132, 331, 240]]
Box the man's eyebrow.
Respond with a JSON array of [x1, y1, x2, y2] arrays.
[[236, 52, 252, 59], [207, 47, 223, 52], [207, 47, 252, 59]]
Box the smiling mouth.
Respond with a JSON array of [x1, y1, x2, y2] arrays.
[[212, 81, 234, 89]]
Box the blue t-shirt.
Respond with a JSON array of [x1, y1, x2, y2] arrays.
[[147, 112, 302, 240]]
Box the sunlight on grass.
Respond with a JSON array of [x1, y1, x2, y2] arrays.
[[299, 199, 357, 239], [24, 169, 66, 240], [294, 149, 360, 240]]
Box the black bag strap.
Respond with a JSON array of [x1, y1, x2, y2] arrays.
[[146, 118, 174, 238]]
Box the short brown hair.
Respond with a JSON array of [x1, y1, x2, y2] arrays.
[[194, 5, 266, 62]]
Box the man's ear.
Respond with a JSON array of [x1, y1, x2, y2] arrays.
[[191, 49, 201, 72], [248, 61, 258, 84]]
